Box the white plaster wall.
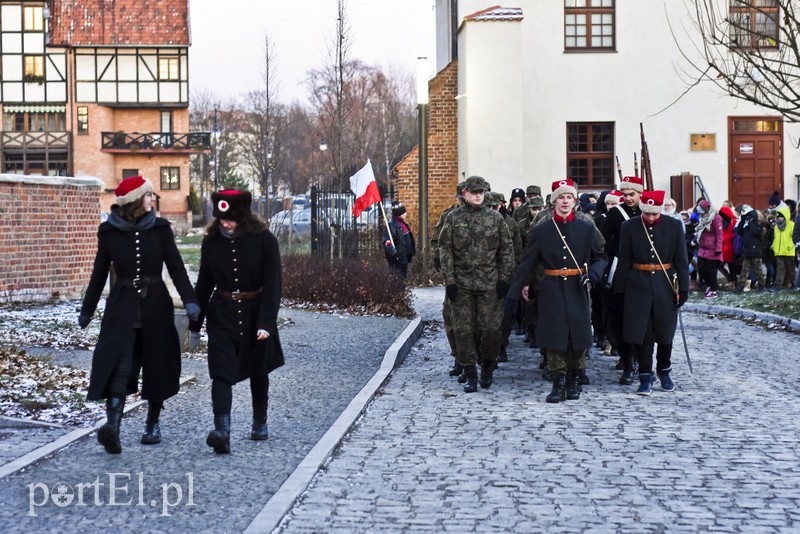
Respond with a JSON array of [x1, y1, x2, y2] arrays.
[[445, 0, 800, 206], [458, 20, 523, 188]]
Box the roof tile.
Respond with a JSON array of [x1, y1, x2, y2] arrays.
[[49, 0, 190, 47]]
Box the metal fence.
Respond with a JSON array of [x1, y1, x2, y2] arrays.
[[308, 184, 389, 259]]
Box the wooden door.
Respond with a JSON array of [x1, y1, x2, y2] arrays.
[[729, 117, 782, 208]]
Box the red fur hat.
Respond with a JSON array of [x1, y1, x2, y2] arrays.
[[551, 179, 577, 199], [114, 176, 153, 206], [618, 176, 644, 193], [640, 190, 665, 214]]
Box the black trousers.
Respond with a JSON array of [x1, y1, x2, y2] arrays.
[[634, 313, 672, 375], [607, 291, 635, 370], [107, 329, 141, 398], [211, 374, 269, 416]]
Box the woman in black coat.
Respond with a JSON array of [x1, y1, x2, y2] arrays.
[[382, 201, 416, 278], [79, 176, 200, 454], [189, 190, 284, 454]]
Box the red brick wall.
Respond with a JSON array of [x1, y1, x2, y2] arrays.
[[0, 175, 102, 303], [72, 98, 192, 233], [392, 60, 459, 241]]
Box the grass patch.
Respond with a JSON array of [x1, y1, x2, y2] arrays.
[[688, 288, 800, 320]]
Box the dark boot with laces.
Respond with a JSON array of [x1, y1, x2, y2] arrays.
[[463, 366, 478, 393], [546, 373, 567, 403], [98, 397, 125, 454]]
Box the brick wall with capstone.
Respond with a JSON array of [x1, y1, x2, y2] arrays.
[[0, 175, 102, 303]]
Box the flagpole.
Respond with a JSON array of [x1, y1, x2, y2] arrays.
[[379, 201, 395, 249]]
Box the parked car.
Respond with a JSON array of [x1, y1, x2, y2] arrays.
[[269, 208, 328, 239]]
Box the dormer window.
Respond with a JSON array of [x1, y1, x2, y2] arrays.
[[23, 6, 44, 31], [158, 57, 179, 80]]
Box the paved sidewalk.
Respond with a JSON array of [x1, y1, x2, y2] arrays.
[[0, 308, 412, 532], [275, 287, 800, 532]]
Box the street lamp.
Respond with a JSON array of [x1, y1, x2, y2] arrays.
[[417, 56, 430, 267], [212, 106, 220, 190]]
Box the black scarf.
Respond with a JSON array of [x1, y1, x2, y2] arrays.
[[107, 208, 156, 232]]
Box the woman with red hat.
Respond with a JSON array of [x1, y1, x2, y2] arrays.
[[189, 189, 284, 454], [79, 175, 201, 454]]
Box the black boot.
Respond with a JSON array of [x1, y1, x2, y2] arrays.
[[448, 362, 464, 377], [251, 403, 269, 441], [479, 363, 494, 389], [463, 366, 478, 393], [566, 370, 582, 400], [497, 345, 508, 362], [140, 401, 162, 445], [206, 414, 231, 454], [98, 397, 125, 454], [619, 354, 634, 385], [546, 373, 567, 403]]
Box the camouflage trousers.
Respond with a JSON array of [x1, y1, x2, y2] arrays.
[[737, 257, 765, 288], [450, 287, 502, 367], [442, 296, 456, 356], [546, 341, 586, 375], [775, 256, 796, 288]]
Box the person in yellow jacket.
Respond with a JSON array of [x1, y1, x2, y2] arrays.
[[770, 205, 795, 291]]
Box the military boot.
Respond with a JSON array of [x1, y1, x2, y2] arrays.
[[97, 397, 125, 454], [479, 362, 494, 389], [546, 373, 567, 403], [565, 370, 582, 400], [448, 362, 464, 377], [251, 403, 269, 441], [463, 366, 478, 393], [206, 414, 231, 454], [497, 345, 508, 363], [619, 354, 635, 385], [140, 401, 162, 445]]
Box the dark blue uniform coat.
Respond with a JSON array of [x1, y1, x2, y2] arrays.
[[613, 215, 690, 345], [509, 217, 607, 352]]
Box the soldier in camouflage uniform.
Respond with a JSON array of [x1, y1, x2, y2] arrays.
[[513, 185, 543, 223], [430, 181, 466, 376], [439, 176, 514, 393]]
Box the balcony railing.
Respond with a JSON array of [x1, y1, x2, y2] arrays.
[[101, 131, 211, 153], [2, 131, 71, 150]]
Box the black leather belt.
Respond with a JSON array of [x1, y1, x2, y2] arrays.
[[117, 275, 162, 290]]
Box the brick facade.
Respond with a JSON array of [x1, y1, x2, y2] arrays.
[[0, 175, 102, 303], [392, 60, 459, 242]]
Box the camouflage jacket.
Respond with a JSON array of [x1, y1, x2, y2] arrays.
[[439, 203, 514, 290], [504, 213, 522, 265], [430, 204, 458, 268]]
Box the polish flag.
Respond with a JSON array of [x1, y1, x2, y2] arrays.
[[350, 160, 382, 217]]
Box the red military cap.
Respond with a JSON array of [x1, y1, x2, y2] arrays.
[[551, 179, 577, 199], [618, 176, 644, 193], [640, 190, 666, 214]]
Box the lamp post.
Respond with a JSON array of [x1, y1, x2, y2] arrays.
[[416, 56, 429, 268], [212, 106, 220, 190]]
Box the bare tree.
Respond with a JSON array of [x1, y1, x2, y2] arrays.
[[242, 34, 286, 201], [677, 0, 800, 122]]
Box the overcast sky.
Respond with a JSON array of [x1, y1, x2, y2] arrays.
[[188, 0, 436, 105]]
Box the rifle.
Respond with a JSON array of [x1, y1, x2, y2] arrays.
[[615, 156, 623, 181], [633, 153, 639, 178], [640, 123, 653, 191]]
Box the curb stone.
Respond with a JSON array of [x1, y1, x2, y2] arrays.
[[244, 316, 423, 533]]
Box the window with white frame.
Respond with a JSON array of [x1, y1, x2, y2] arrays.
[[564, 0, 615, 51]]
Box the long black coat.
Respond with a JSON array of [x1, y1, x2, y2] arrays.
[[613, 216, 690, 345], [82, 218, 197, 401], [509, 216, 607, 352], [191, 228, 284, 384]]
